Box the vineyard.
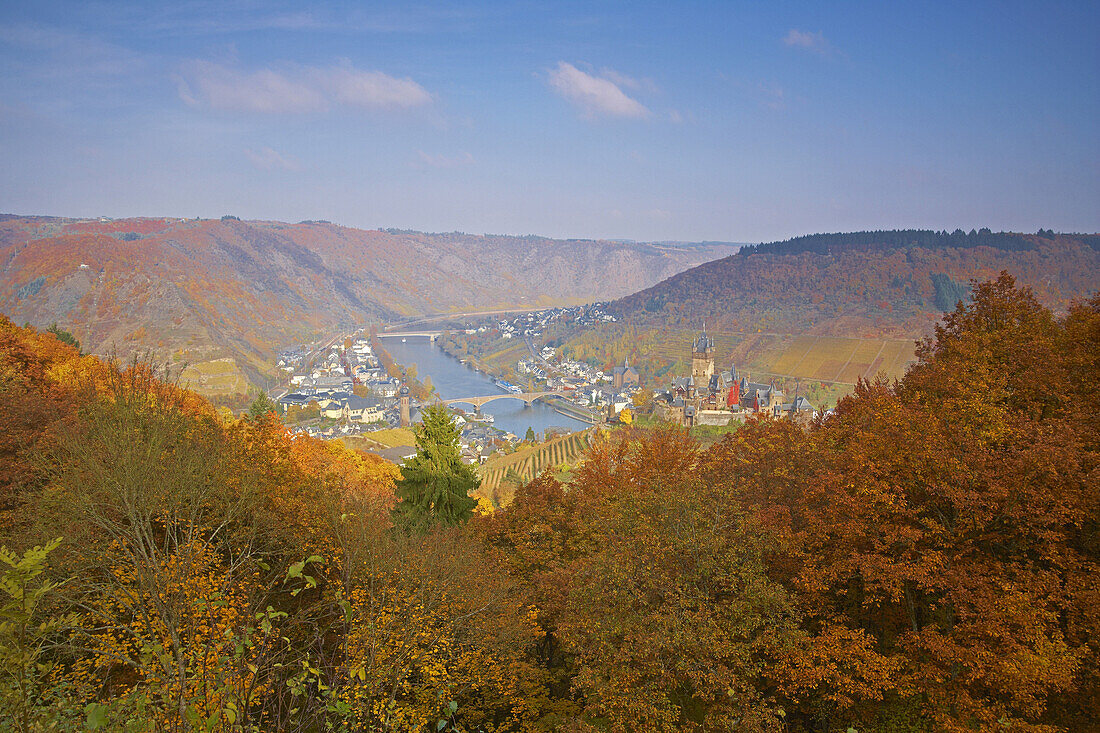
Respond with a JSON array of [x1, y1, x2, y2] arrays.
[[477, 429, 594, 506], [178, 357, 250, 396], [479, 340, 529, 377], [559, 323, 917, 389]]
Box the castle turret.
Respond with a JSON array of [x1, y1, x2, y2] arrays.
[[691, 324, 715, 385]]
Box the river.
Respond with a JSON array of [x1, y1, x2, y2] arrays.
[[379, 336, 589, 437]]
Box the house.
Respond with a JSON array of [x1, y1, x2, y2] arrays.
[[278, 393, 313, 412], [345, 395, 383, 423], [375, 445, 418, 465], [774, 395, 815, 425], [607, 395, 631, 415], [652, 393, 689, 427]]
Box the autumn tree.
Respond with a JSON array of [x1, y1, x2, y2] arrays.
[[776, 274, 1100, 731], [392, 405, 478, 533], [492, 429, 848, 731], [0, 276, 1095, 731], [0, 317, 80, 532], [33, 360, 272, 729], [0, 538, 79, 730]]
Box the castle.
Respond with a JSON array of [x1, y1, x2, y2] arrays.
[[653, 326, 815, 427]]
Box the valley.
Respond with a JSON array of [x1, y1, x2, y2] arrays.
[[3, 3, 1098, 728], [0, 215, 736, 391]]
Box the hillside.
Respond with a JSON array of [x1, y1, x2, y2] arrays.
[[610, 229, 1100, 338], [1, 276, 1097, 731], [0, 215, 736, 384], [539, 230, 1100, 402]]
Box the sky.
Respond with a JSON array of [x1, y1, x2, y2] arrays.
[[0, 0, 1097, 243]]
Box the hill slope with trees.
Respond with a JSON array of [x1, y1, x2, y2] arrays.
[[0, 274, 1096, 730], [0, 215, 735, 381], [610, 229, 1100, 338]]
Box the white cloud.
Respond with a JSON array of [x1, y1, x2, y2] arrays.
[[178, 62, 322, 113], [599, 68, 658, 93], [548, 62, 649, 119], [415, 150, 474, 168], [244, 146, 300, 171], [325, 64, 433, 109], [177, 60, 432, 113], [783, 29, 832, 56]]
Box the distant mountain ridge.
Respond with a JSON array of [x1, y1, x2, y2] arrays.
[[610, 229, 1100, 338], [0, 215, 736, 381]]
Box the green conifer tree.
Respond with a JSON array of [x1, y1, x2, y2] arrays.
[[46, 323, 80, 353], [247, 391, 278, 420], [393, 405, 479, 533]]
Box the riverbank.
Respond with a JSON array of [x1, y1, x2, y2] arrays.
[[370, 333, 435, 400], [547, 396, 603, 424], [377, 336, 588, 437]]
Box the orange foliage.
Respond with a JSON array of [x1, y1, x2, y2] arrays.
[[1, 273, 1096, 731]]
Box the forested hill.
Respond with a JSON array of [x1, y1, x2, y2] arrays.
[[739, 228, 1081, 255], [0, 215, 735, 378], [610, 229, 1100, 338], [1, 275, 1097, 730]]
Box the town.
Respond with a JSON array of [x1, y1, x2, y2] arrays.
[[271, 332, 539, 465], [267, 308, 827, 467]]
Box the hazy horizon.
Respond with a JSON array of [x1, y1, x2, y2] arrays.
[[10, 211, 1090, 246]]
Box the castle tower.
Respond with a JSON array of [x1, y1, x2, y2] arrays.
[[691, 324, 715, 385], [398, 379, 411, 427]]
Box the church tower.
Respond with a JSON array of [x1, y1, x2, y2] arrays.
[[398, 378, 411, 428], [691, 325, 715, 384]]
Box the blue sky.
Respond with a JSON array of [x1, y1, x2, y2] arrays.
[[0, 1, 1096, 242]]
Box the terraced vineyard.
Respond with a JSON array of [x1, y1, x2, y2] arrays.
[[480, 340, 529, 374], [179, 357, 251, 396], [477, 429, 594, 507]]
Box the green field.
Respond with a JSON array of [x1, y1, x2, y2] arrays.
[[359, 428, 417, 448], [700, 329, 917, 385]]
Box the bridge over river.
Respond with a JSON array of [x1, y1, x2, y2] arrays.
[[437, 391, 558, 412], [375, 331, 442, 340], [378, 335, 595, 434]]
